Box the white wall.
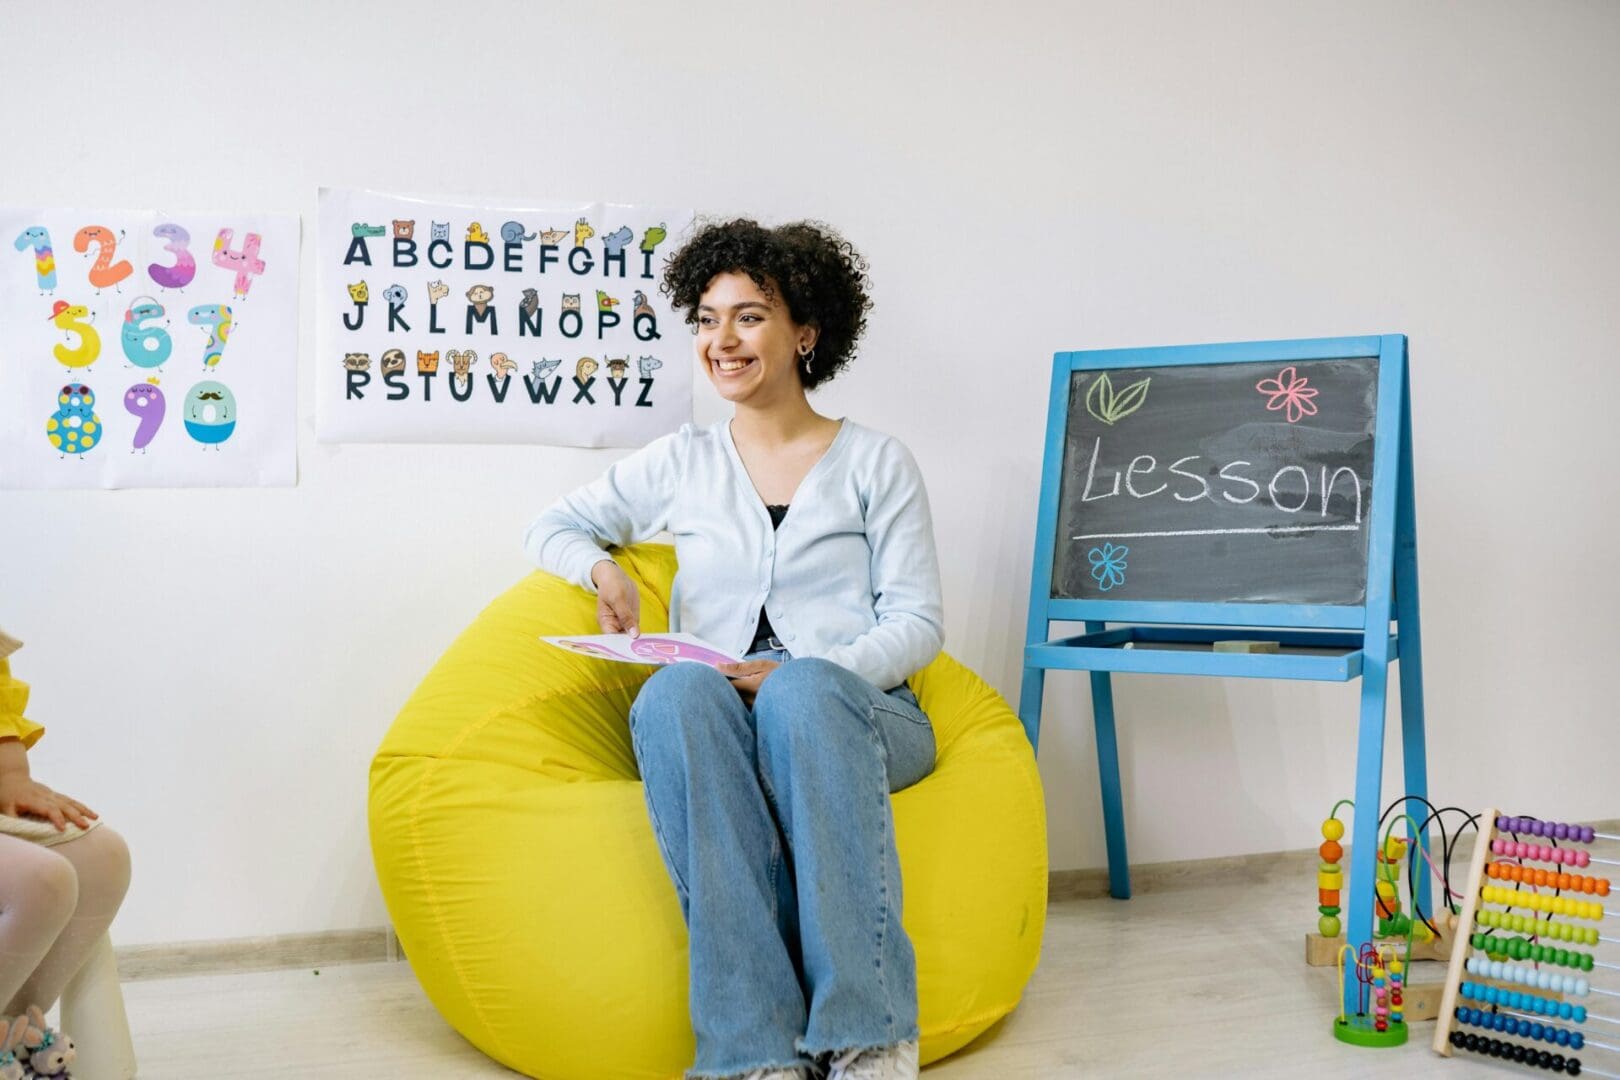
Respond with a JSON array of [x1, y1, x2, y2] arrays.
[[1, 1, 1616, 946]]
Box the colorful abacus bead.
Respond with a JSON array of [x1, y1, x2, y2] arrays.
[[1491, 838, 1593, 868], [1497, 816, 1598, 845]]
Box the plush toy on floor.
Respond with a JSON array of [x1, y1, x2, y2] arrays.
[[16, 1006, 75, 1079], [0, 1015, 29, 1080]]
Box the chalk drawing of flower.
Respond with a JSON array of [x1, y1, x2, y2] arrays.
[[1255, 365, 1320, 423], [1087, 542, 1129, 592]]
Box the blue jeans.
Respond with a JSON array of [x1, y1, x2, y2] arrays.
[[628, 650, 937, 1079]]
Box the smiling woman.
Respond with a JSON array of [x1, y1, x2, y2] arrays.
[[523, 218, 944, 1079], [662, 218, 871, 394]]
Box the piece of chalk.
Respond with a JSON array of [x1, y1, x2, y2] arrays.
[[1213, 640, 1280, 654]]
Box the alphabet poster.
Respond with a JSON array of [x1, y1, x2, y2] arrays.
[[0, 208, 299, 489], [315, 188, 694, 446]]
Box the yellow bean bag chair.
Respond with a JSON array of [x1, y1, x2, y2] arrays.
[[368, 543, 1047, 1080]]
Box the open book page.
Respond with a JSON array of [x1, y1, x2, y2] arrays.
[[540, 632, 743, 670]]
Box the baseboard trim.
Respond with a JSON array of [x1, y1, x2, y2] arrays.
[[118, 926, 403, 983], [118, 816, 1618, 981]]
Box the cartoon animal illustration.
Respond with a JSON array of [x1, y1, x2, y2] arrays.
[[500, 221, 536, 243], [521, 288, 540, 316], [186, 304, 233, 367], [637, 355, 663, 378], [380, 348, 406, 376], [640, 222, 668, 253], [148, 222, 196, 289], [124, 378, 166, 452], [633, 290, 655, 319], [575, 357, 599, 381], [596, 290, 621, 311], [17, 1006, 75, 1078], [539, 227, 570, 245], [343, 352, 371, 371], [466, 222, 490, 244], [489, 352, 517, 378], [74, 225, 133, 290], [382, 283, 408, 308], [466, 284, 494, 315], [416, 350, 440, 374], [606, 356, 629, 379], [600, 225, 634, 256], [347, 280, 369, 304], [121, 298, 172, 368], [211, 228, 266, 298], [628, 636, 737, 667], [530, 358, 561, 380], [393, 219, 415, 239], [431, 221, 450, 242], [351, 222, 386, 237], [573, 218, 595, 248], [183, 381, 237, 448], [448, 349, 477, 394], [427, 280, 449, 305], [48, 300, 101, 369], [13, 225, 56, 292], [46, 383, 102, 457], [561, 293, 581, 312]]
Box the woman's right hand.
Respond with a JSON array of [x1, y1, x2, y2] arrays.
[[592, 559, 641, 637]]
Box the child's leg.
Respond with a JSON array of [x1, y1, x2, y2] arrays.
[[2, 825, 130, 1015], [0, 833, 79, 1011]]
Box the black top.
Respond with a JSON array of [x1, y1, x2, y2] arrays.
[[751, 504, 789, 647]]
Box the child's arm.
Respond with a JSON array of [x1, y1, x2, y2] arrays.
[[0, 736, 97, 832]]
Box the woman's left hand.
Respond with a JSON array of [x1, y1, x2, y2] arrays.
[[717, 659, 780, 706]]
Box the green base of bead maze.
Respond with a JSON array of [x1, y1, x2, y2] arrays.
[[1332, 1016, 1408, 1048]]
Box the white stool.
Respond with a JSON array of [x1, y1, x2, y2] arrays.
[[59, 933, 137, 1080]]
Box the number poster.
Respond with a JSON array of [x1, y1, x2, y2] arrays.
[[0, 208, 299, 489], [316, 188, 695, 447]]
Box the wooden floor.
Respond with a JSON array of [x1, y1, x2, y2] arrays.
[[122, 869, 1531, 1078]]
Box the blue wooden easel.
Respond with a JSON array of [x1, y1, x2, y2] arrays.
[[1018, 334, 1429, 1013]]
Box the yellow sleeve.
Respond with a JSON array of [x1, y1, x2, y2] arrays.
[[0, 657, 44, 750]]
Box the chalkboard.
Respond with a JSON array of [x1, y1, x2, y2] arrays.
[[1051, 356, 1378, 605]]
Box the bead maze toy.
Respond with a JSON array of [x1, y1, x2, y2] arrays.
[[1322, 798, 1451, 1046], [1316, 796, 1552, 1041], [1433, 811, 1619, 1077]]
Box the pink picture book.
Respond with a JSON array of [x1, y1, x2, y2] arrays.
[[540, 632, 743, 670]]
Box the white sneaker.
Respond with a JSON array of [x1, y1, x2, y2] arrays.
[[825, 1039, 920, 1080], [740, 1069, 810, 1080]]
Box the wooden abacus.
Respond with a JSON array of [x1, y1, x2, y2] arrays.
[[1434, 810, 1620, 1077]]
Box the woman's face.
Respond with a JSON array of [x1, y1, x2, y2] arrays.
[[695, 271, 815, 407]]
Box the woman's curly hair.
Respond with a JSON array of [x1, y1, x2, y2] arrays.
[[660, 218, 873, 390]]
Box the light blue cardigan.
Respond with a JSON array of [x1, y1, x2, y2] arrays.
[[524, 417, 944, 692]]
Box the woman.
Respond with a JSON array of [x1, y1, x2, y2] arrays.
[[525, 219, 943, 1080]]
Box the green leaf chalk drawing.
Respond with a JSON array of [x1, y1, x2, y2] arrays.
[[1084, 372, 1152, 425]]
